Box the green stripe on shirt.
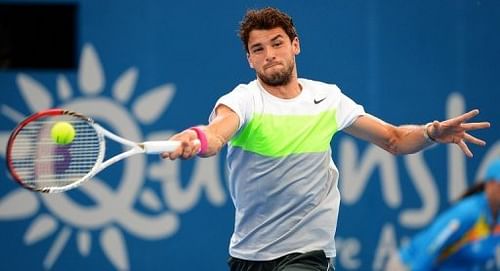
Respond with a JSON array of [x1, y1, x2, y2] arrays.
[[230, 110, 338, 157]]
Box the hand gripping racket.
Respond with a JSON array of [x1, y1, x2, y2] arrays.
[[5, 109, 196, 193]]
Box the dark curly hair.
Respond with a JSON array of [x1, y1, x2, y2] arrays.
[[238, 7, 298, 53]]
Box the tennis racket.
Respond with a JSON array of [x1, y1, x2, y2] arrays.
[[5, 108, 196, 193]]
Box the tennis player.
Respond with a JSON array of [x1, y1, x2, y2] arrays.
[[161, 7, 491, 271], [386, 158, 500, 271]]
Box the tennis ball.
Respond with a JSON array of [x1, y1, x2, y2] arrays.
[[51, 121, 76, 145]]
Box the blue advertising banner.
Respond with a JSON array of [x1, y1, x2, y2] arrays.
[[0, 1, 498, 270]]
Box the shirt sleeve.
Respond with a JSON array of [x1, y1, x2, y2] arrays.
[[208, 84, 251, 131], [334, 86, 366, 131]]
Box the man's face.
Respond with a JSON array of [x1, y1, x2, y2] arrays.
[[246, 27, 300, 86]]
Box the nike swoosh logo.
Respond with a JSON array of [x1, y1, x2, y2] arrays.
[[314, 97, 326, 104]]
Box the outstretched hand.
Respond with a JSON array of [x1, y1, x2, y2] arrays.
[[427, 109, 490, 157], [160, 129, 200, 160]]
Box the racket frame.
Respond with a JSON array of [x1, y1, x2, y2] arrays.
[[6, 109, 186, 193]]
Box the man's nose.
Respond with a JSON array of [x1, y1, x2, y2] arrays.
[[265, 48, 276, 62]]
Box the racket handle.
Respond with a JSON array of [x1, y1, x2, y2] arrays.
[[142, 139, 201, 154]]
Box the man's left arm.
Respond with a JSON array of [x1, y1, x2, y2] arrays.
[[344, 109, 490, 157]]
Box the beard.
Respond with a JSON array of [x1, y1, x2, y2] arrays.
[[257, 60, 294, 86]]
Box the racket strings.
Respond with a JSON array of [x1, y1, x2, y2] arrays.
[[9, 116, 102, 189]]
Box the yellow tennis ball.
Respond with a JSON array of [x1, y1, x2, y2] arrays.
[[51, 121, 76, 145]]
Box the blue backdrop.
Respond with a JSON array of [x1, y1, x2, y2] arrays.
[[0, 0, 499, 270]]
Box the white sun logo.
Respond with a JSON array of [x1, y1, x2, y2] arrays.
[[0, 43, 226, 270]]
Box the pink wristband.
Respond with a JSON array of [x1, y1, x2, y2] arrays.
[[189, 127, 208, 156]]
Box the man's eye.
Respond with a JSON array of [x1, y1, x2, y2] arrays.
[[252, 48, 263, 53], [273, 41, 283, 47]]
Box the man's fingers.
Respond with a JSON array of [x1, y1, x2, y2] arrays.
[[168, 148, 182, 160], [178, 140, 192, 159], [160, 150, 178, 160], [181, 144, 197, 159], [461, 122, 491, 131], [163, 140, 200, 160], [454, 109, 479, 123], [463, 133, 486, 146], [457, 140, 473, 158]]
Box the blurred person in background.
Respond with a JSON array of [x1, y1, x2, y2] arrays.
[[387, 158, 500, 271]]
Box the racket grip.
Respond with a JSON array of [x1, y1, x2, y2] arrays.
[[142, 139, 201, 154]]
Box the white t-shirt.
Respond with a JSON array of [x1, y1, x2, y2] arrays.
[[210, 78, 365, 260]]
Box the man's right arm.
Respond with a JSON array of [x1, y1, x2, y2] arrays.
[[161, 104, 240, 160]]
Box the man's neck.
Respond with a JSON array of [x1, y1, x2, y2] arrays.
[[258, 77, 302, 99]]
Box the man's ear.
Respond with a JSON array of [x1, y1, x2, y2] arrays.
[[293, 37, 301, 55]]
